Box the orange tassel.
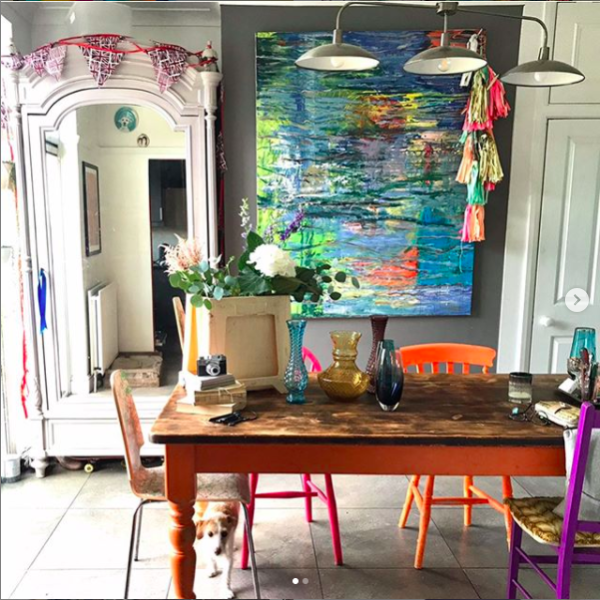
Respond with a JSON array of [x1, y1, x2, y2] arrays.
[[456, 134, 475, 184]]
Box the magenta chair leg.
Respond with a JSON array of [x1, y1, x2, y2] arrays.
[[324, 475, 344, 566], [241, 473, 259, 570], [302, 474, 313, 523], [557, 545, 574, 600], [506, 522, 522, 600]]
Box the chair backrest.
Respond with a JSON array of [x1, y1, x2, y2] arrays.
[[562, 403, 600, 539], [302, 347, 323, 373], [173, 297, 186, 353], [111, 370, 149, 498], [398, 343, 497, 374]]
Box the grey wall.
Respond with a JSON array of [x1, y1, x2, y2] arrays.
[[222, 5, 522, 369]]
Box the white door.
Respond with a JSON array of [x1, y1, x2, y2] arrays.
[[530, 119, 600, 374]]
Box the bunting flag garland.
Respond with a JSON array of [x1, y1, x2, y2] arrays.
[[1, 36, 218, 92], [458, 65, 510, 243], [45, 45, 67, 81], [26, 44, 52, 77], [147, 43, 189, 93], [1, 53, 26, 72], [80, 35, 125, 87]]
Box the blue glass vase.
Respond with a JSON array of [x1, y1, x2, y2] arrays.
[[375, 340, 404, 412], [285, 319, 308, 405]]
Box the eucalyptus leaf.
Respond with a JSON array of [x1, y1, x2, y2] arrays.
[[190, 295, 204, 308], [213, 286, 225, 301], [169, 272, 183, 288], [330, 292, 342, 301], [199, 260, 210, 273], [321, 275, 332, 284], [335, 272, 347, 283], [203, 299, 213, 310], [188, 285, 201, 294], [352, 276, 360, 289]]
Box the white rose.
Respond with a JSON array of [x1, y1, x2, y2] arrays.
[[249, 244, 297, 278]]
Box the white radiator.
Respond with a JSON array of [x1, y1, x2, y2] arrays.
[[88, 282, 119, 375]]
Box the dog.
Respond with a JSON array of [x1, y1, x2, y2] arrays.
[[195, 501, 240, 599]]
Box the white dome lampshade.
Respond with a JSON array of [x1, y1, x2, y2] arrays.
[[501, 47, 585, 87], [296, 29, 379, 72]]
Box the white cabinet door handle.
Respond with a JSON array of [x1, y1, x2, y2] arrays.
[[539, 316, 555, 328]]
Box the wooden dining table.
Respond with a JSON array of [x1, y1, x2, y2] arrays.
[[150, 373, 568, 600]]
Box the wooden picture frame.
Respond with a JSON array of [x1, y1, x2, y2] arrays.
[[82, 162, 102, 257]]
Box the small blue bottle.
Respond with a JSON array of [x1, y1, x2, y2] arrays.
[[285, 319, 308, 404]]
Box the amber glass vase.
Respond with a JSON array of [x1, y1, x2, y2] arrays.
[[318, 331, 369, 402], [366, 316, 389, 393]]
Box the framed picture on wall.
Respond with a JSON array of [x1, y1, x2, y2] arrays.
[[82, 162, 101, 257]]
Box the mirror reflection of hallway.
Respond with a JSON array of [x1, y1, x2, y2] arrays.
[[46, 104, 186, 398], [150, 159, 187, 388]]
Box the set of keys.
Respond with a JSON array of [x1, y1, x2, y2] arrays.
[[208, 411, 258, 427]]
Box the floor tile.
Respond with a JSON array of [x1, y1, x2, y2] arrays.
[[312, 508, 459, 569], [31, 509, 132, 570], [465, 567, 600, 600], [10, 569, 125, 599], [70, 463, 139, 510], [240, 508, 317, 569], [1, 508, 65, 599], [0, 467, 89, 510], [424, 476, 530, 503], [320, 568, 479, 600], [431, 508, 555, 569], [192, 568, 322, 600], [513, 476, 566, 498], [310, 475, 410, 509]]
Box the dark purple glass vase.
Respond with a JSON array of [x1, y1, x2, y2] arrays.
[[366, 315, 389, 393]]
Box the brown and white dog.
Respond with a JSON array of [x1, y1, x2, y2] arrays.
[[195, 501, 240, 599]]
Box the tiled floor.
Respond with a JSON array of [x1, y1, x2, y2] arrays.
[[1, 464, 598, 600]]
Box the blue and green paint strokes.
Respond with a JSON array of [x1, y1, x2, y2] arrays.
[[256, 30, 478, 318]]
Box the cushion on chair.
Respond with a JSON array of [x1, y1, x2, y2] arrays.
[[135, 468, 251, 505], [506, 497, 600, 547]]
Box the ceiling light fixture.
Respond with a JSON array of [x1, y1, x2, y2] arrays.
[[295, 1, 585, 87]]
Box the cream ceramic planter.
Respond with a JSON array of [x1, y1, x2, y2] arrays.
[[183, 295, 291, 392]]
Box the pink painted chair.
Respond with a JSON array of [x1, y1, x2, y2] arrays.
[[241, 348, 344, 569], [506, 402, 600, 599]]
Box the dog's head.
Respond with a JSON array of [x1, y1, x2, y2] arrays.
[[196, 512, 237, 557]]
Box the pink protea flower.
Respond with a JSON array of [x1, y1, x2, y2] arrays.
[[163, 236, 203, 274]]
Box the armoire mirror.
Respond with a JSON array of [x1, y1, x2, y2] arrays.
[[44, 104, 188, 401]]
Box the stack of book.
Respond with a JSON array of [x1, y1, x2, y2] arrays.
[[178, 371, 247, 416]]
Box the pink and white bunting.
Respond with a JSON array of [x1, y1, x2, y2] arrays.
[[45, 46, 67, 81], [25, 45, 52, 78], [147, 43, 189, 93], [80, 35, 125, 87]]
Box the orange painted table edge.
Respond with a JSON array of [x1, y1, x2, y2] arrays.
[[164, 441, 564, 599]]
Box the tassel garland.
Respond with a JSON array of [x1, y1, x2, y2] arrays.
[[458, 65, 510, 243]]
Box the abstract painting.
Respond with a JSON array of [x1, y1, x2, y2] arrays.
[[256, 30, 479, 318]]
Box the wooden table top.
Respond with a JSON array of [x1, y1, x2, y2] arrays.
[[149, 374, 570, 447]]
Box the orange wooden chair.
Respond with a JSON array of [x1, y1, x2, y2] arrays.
[[396, 343, 513, 569]]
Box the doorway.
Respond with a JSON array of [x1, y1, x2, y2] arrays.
[[150, 159, 187, 386]]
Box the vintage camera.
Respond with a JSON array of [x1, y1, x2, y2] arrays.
[[197, 355, 228, 377]]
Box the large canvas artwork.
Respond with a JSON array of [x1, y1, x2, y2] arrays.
[[256, 30, 480, 318]]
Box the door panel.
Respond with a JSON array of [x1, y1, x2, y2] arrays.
[[530, 119, 600, 373], [550, 3, 600, 105]]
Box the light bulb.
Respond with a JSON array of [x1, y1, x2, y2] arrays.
[[330, 56, 346, 69], [438, 58, 451, 73]]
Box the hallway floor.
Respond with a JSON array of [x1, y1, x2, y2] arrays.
[[1, 464, 598, 599]]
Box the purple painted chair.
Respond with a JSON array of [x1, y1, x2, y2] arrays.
[[506, 402, 600, 599]]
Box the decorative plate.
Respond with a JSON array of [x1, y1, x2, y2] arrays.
[[114, 107, 139, 133]]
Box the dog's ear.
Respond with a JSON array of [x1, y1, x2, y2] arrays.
[[195, 520, 205, 540]]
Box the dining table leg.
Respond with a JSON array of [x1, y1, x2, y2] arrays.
[[166, 445, 197, 600]]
